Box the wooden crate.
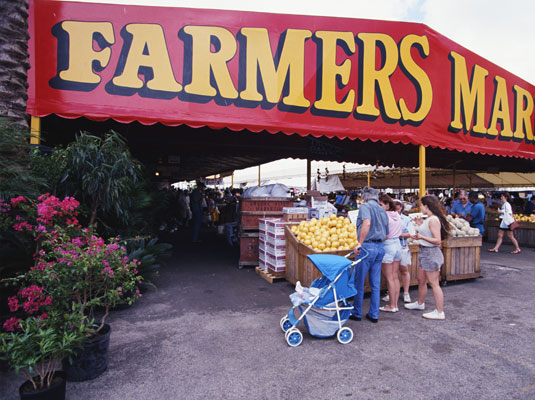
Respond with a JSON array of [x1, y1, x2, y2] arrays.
[[284, 224, 354, 287], [408, 244, 420, 287], [240, 198, 294, 212], [239, 211, 283, 230], [441, 236, 482, 281], [239, 232, 259, 267]]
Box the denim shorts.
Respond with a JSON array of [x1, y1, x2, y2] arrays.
[[418, 246, 444, 271], [382, 238, 402, 263]]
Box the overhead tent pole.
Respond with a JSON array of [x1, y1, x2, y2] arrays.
[[30, 116, 41, 145], [419, 145, 426, 207], [367, 171, 371, 186], [258, 165, 261, 187], [231, 172, 234, 189], [453, 164, 456, 194], [306, 159, 311, 191]]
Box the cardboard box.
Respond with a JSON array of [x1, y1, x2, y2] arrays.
[[266, 241, 285, 254], [266, 219, 285, 235], [266, 261, 286, 272]]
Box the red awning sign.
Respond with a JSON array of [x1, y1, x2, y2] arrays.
[[27, 1, 535, 159]]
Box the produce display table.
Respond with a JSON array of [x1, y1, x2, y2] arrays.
[[440, 236, 482, 281], [409, 237, 481, 283], [286, 224, 481, 290], [485, 219, 535, 248]]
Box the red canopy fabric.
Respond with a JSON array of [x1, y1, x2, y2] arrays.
[[27, 1, 535, 160]]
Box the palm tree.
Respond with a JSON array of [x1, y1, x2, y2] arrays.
[[0, 0, 30, 128]]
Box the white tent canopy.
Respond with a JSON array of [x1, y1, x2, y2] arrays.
[[312, 175, 345, 193]]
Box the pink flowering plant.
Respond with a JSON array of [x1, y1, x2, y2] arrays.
[[29, 229, 142, 333], [0, 285, 88, 391]]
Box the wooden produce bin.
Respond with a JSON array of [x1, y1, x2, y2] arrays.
[[285, 224, 353, 287], [408, 244, 420, 287], [486, 219, 535, 248], [441, 236, 482, 281]]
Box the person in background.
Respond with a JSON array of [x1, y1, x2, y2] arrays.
[[405, 195, 451, 320], [350, 186, 389, 323], [450, 190, 472, 218], [190, 181, 205, 243], [524, 196, 535, 215], [395, 199, 412, 303], [465, 192, 486, 235], [488, 192, 521, 254], [378, 193, 402, 313]]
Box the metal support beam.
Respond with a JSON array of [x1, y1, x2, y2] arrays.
[[419, 145, 426, 207], [30, 116, 41, 145], [306, 159, 311, 190], [258, 165, 261, 187]]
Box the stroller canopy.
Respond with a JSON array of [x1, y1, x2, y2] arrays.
[[307, 254, 352, 281]]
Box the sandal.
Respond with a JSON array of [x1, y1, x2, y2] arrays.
[[488, 248, 499, 253], [511, 249, 521, 254]]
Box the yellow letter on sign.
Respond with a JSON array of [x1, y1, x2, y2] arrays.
[[112, 24, 182, 93], [448, 51, 488, 134], [182, 26, 238, 99], [312, 30, 356, 115], [57, 21, 115, 86], [356, 33, 401, 121], [239, 28, 311, 108], [512, 85, 534, 142], [487, 76, 514, 138], [398, 34, 432, 124]]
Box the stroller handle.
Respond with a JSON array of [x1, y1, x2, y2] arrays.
[[345, 248, 369, 264]]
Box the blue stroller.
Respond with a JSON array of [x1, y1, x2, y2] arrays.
[[280, 250, 367, 347]]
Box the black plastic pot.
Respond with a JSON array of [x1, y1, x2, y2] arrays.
[[62, 323, 111, 381], [19, 371, 66, 400]]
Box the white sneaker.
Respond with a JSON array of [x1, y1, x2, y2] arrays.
[[382, 294, 390, 302], [403, 293, 411, 303], [404, 301, 425, 310], [379, 306, 399, 313], [422, 309, 445, 320]]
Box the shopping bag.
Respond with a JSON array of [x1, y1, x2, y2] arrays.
[[509, 220, 520, 231], [400, 246, 411, 266]]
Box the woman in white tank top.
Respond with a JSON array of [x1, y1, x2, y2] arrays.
[[404, 195, 452, 320]]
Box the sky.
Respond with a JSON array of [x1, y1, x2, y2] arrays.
[[67, 0, 535, 185]]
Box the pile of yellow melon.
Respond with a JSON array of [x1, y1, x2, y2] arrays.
[[513, 214, 535, 223], [290, 214, 359, 252]]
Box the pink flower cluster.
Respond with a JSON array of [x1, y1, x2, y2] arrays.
[[10, 196, 26, 207], [36, 194, 80, 226], [0, 198, 11, 213], [3, 317, 21, 332], [9, 285, 53, 315], [3, 286, 51, 332]]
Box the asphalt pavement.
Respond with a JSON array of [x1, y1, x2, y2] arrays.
[[1, 227, 535, 400]]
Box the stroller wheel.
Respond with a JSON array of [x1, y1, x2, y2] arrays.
[[285, 328, 303, 347], [337, 327, 353, 344], [280, 316, 292, 333]]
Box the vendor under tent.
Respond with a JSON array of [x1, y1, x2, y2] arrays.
[[27, 1, 535, 188]]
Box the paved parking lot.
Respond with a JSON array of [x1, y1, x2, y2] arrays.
[[1, 231, 535, 399]]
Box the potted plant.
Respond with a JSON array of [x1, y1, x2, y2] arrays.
[[0, 285, 88, 400], [29, 229, 142, 381], [1, 194, 143, 382]]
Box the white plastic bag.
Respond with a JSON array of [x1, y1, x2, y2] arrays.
[[400, 246, 411, 266]]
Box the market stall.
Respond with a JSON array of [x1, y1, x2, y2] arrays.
[[23, 1, 535, 283], [486, 215, 535, 248]]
